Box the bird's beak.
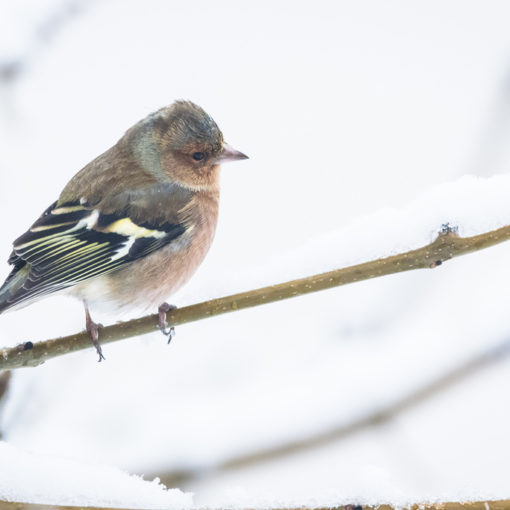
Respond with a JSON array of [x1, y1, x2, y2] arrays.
[[215, 143, 249, 164]]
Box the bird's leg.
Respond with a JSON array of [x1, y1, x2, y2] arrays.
[[158, 302, 176, 344], [84, 303, 105, 362]]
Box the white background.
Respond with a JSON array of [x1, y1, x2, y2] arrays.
[[1, 1, 510, 507]]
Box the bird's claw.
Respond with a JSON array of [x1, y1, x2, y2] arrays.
[[96, 346, 106, 363], [165, 325, 175, 344], [85, 309, 105, 362], [158, 302, 176, 344], [90, 325, 105, 362]]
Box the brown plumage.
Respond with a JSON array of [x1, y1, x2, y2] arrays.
[[0, 101, 248, 360]]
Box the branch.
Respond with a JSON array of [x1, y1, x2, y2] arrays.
[[1, 223, 510, 370], [2, 500, 510, 510]]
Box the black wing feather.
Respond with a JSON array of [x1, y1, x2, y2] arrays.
[[0, 200, 186, 312]]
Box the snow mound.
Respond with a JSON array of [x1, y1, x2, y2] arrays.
[[0, 441, 193, 509]]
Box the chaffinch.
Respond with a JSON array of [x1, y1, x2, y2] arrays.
[[0, 101, 248, 360]]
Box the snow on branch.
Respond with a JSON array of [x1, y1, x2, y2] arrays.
[[1, 221, 510, 371], [1, 499, 510, 510]]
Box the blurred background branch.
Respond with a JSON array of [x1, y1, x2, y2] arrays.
[[466, 66, 510, 177], [0, 371, 11, 439], [154, 333, 510, 487], [0, 0, 99, 84]]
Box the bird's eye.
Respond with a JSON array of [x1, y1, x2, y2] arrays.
[[192, 152, 205, 161]]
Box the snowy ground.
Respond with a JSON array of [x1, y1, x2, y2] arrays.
[[2, 1, 510, 508], [0, 441, 192, 509]]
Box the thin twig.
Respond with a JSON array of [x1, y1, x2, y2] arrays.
[[2, 223, 510, 370]]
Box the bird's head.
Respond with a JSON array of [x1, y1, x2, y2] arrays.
[[130, 100, 248, 191]]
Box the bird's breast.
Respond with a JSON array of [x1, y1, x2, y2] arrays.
[[72, 190, 220, 315]]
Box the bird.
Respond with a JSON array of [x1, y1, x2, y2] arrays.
[[0, 100, 248, 361]]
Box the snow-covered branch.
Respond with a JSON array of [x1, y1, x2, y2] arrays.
[[1, 499, 509, 510]]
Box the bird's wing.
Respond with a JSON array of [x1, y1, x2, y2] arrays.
[[0, 194, 188, 311]]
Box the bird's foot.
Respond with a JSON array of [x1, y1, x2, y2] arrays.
[[158, 302, 176, 344], [85, 314, 105, 362]]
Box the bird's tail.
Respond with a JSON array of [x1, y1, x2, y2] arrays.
[[0, 264, 31, 314]]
